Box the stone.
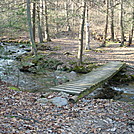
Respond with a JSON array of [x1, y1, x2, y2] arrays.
[[36, 98, 49, 104], [58, 92, 69, 98], [50, 97, 68, 107]]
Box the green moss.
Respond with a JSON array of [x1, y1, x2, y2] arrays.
[[130, 75, 134, 79], [8, 86, 20, 91], [53, 46, 62, 50], [19, 52, 63, 73], [72, 64, 95, 73], [112, 73, 133, 83], [69, 61, 77, 65], [48, 52, 62, 56]]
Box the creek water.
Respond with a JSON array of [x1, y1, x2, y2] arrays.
[[0, 43, 55, 92], [111, 83, 134, 102], [0, 43, 134, 102], [0, 43, 79, 92]]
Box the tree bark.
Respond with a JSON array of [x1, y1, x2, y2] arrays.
[[44, 0, 51, 41], [66, 0, 71, 31], [78, 1, 86, 65], [128, 6, 134, 46], [41, 0, 45, 38], [32, 0, 36, 42], [85, 6, 90, 50], [37, 1, 43, 43], [101, 0, 109, 47], [110, 0, 114, 41], [26, 0, 37, 55], [120, 0, 124, 47]]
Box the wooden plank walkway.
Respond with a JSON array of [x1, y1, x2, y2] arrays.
[[49, 61, 125, 101]]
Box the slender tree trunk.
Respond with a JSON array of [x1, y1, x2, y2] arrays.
[[120, 0, 124, 47], [85, 6, 90, 50], [55, 0, 59, 33], [101, 0, 109, 47], [41, 0, 45, 38], [66, 0, 71, 31], [26, 0, 37, 55], [37, 1, 43, 43], [44, 0, 51, 41], [78, 1, 86, 65], [110, 0, 114, 41], [128, 6, 134, 46], [32, 0, 36, 42]]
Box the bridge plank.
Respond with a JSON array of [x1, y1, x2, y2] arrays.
[[48, 61, 125, 101]]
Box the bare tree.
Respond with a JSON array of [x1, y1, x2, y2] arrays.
[[120, 0, 125, 47], [37, 0, 43, 43], [78, 1, 86, 65], [85, 5, 90, 50], [32, 0, 36, 42], [110, 0, 115, 41], [44, 0, 51, 41], [66, 0, 71, 31], [101, 0, 109, 47], [128, 5, 134, 46], [26, 0, 37, 55]]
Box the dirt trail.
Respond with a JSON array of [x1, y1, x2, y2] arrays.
[[47, 38, 134, 67]]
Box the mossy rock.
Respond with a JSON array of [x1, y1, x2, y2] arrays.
[[37, 43, 52, 50], [31, 55, 45, 65], [72, 64, 95, 73], [39, 58, 63, 70], [130, 75, 134, 79], [20, 54, 63, 72], [111, 73, 134, 83]]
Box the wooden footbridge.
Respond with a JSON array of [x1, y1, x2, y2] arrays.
[[49, 61, 125, 102]]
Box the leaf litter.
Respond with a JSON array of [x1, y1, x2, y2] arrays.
[[0, 81, 134, 134]]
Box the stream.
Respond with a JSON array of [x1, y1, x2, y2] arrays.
[[0, 43, 134, 102], [0, 43, 79, 92], [112, 83, 134, 102], [0, 43, 55, 92]]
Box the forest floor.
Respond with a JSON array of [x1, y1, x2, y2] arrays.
[[0, 38, 134, 133], [45, 38, 134, 77], [47, 38, 134, 67]]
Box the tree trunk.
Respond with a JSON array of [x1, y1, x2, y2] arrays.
[[110, 0, 114, 41], [66, 0, 71, 31], [101, 0, 109, 47], [120, 0, 124, 47], [128, 6, 134, 46], [41, 0, 45, 38], [85, 6, 90, 50], [26, 0, 37, 56], [37, 1, 43, 43], [44, 0, 51, 41], [78, 1, 86, 65], [32, 0, 36, 42]]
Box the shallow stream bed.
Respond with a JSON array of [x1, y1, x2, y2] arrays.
[[0, 43, 79, 92], [112, 82, 134, 102]]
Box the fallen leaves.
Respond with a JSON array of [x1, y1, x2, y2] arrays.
[[0, 82, 134, 134]]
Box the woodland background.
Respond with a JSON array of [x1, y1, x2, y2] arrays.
[[0, 0, 133, 45]]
